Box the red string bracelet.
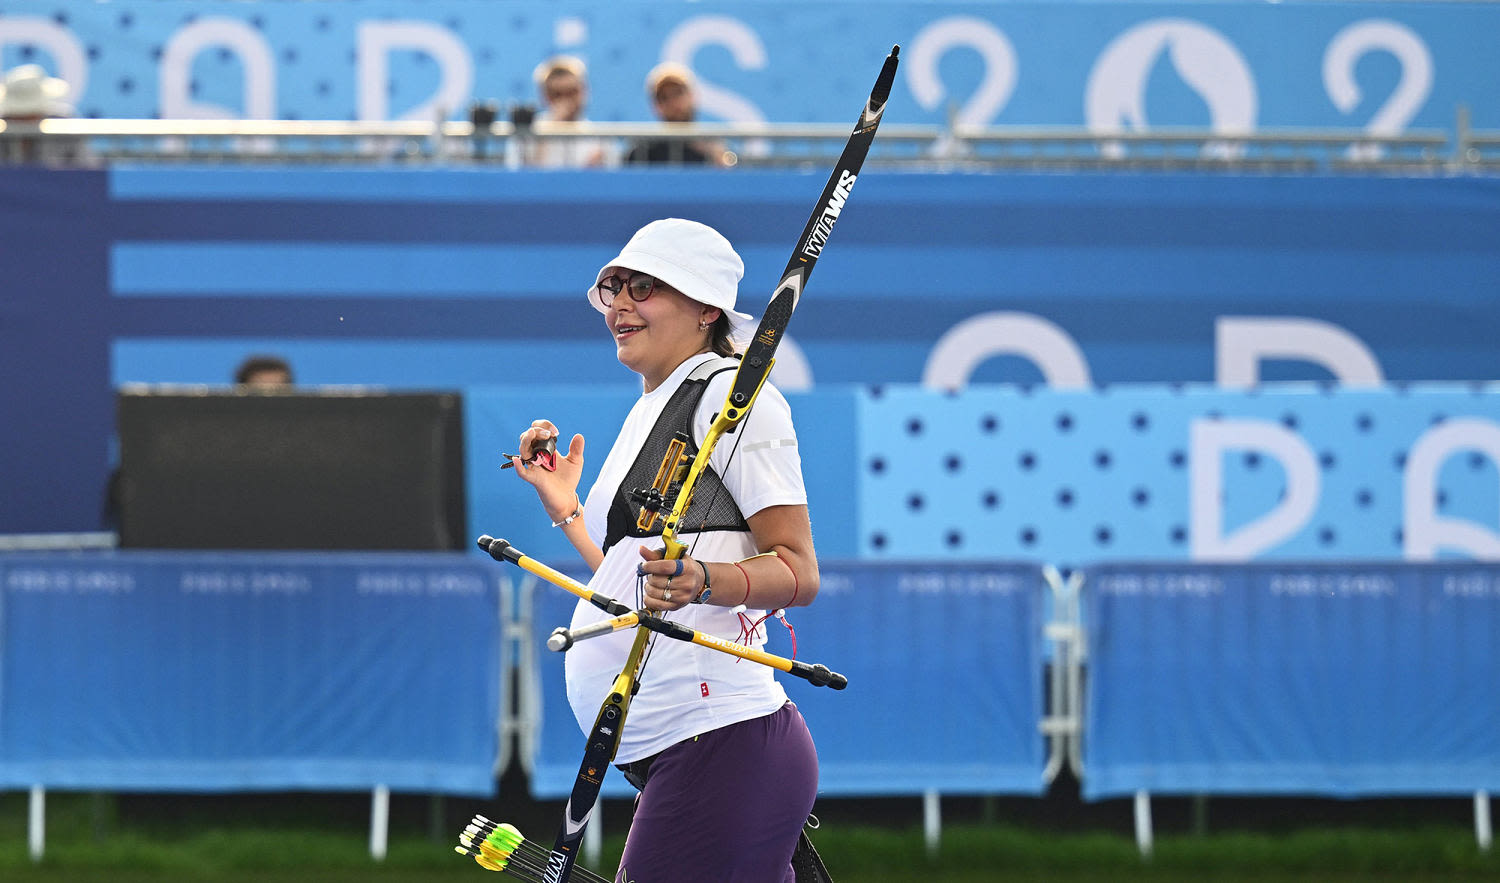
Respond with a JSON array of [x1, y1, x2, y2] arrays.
[[731, 561, 751, 607]]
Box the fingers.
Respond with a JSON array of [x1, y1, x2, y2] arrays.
[[519, 421, 559, 460], [638, 548, 696, 610]]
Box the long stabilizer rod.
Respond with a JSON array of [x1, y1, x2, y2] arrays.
[[477, 536, 846, 689]]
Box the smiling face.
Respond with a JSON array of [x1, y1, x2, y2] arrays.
[[599, 268, 721, 391]]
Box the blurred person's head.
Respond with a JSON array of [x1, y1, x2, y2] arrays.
[[646, 63, 697, 124], [235, 355, 294, 388], [0, 64, 73, 121], [534, 55, 588, 123]]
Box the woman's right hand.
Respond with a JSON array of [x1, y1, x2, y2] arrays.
[[509, 420, 587, 523]]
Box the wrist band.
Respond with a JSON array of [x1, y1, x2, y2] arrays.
[[691, 559, 713, 604], [551, 496, 582, 528]]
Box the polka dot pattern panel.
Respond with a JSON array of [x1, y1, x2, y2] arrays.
[[0, 1, 898, 122], [857, 384, 1500, 565], [5, 0, 1500, 133]]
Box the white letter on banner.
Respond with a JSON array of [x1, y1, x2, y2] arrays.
[[922, 312, 1090, 390], [1085, 19, 1256, 158], [1403, 419, 1500, 561], [1324, 20, 1433, 161], [908, 16, 1018, 127], [1216, 317, 1383, 388], [357, 21, 472, 121], [1190, 419, 1320, 561], [660, 16, 767, 125], [161, 19, 275, 119], [0, 17, 88, 106]]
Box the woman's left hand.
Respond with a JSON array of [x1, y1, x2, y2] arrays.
[[637, 545, 701, 611]]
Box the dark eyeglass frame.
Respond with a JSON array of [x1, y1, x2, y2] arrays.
[[594, 271, 661, 308]]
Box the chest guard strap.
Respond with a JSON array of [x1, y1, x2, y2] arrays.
[[602, 357, 750, 555]]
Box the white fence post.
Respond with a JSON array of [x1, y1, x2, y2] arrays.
[[369, 785, 390, 861], [923, 789, 941, 858], [1477, 790, 1493, 853], [28, 785, 45, 862], [1134, 789, 1154, 858]]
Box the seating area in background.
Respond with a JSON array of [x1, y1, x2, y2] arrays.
[[5, 0, 1500, 172]]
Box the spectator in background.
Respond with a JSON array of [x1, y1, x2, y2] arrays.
[[235, 354, 294, 388], [0, 64, 83, 166], [521, 55, 617, 168], [106, 354, 296, 530], [624, 63, 734, 167]]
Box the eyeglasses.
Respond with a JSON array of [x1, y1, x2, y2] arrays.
[[595, 271, 660, 308]]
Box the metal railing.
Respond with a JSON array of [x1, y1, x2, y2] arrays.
[[0, 110, 1496, 173]]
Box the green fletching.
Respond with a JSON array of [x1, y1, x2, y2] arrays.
[[490, 823, 524, 850]]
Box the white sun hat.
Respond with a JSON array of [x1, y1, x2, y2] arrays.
[[0, 64, 73, 118], [589, 218, 755, 345]]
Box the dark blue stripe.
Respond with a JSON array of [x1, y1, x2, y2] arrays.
[[105, 171, 1500, 253]]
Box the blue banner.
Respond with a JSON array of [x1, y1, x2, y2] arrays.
[[5, 166, 1499, 539], [3, 0, 1497, 133], [97, 169, 1500, 393], [467, 384, 1500, 565], [855, 384, 1500, 564], [1082, 562, 1500, 799], [525, 561, 1047, 798], [0, 551, 503, 795]]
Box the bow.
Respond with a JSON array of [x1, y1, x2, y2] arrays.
[[556, 44, 900, 648], [470, 46, 900, 882]]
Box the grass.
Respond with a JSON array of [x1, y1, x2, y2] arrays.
[[2, 792, 1496, 882]]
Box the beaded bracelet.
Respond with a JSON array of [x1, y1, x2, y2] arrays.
[[550, 496, 582, 528]]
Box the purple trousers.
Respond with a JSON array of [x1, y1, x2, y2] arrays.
[[614, 702, 818, 883]]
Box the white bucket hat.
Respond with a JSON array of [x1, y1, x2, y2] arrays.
[[0, 64, 73, 118], [590, 218, 755, 345]]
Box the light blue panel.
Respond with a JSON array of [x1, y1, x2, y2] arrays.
[[464, 385, 637, 564], [857, 385, 1194, 563], [857, 384, 1500, 564], [110, 243, 622, 296], [1083, 562, 1500, 799], [112, 241, 1495, 301], [463, 385, 863, 564], [1441, 453, 1500, 539], [787, 391, 860, 559], [109, 166, 815, 202]]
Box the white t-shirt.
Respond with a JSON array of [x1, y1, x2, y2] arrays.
[[566, 352, 807, 763]]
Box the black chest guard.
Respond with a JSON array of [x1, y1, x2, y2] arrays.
[[602, 357, 751, 555]]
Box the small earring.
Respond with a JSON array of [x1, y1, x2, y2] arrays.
[[698, 321, 711, 331]]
